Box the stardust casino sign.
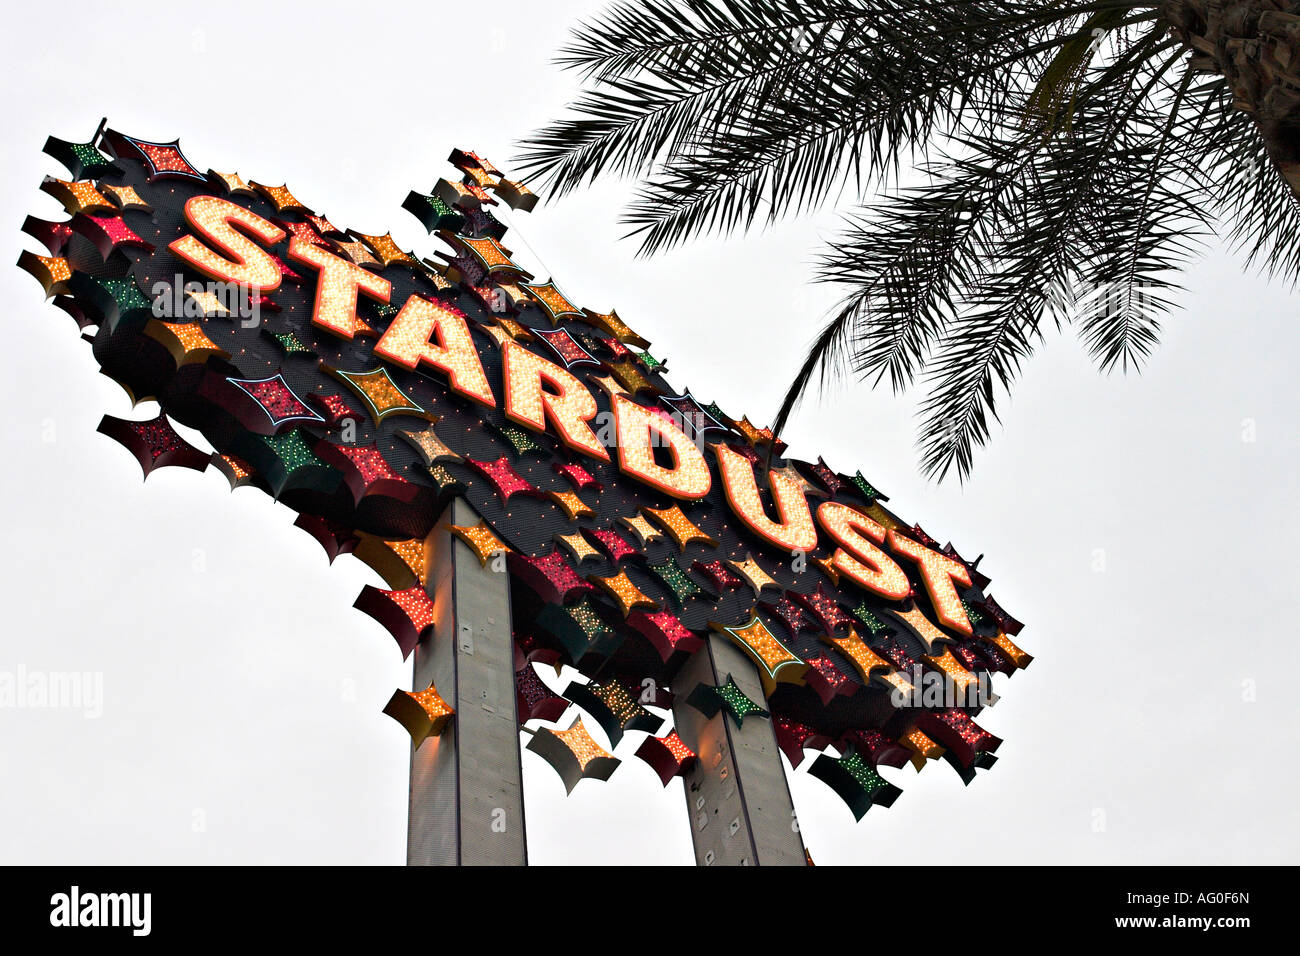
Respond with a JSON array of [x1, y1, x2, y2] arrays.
[[18, 124, 1030, 818]]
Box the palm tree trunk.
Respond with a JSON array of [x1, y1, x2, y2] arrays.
[[1164, 0, 1300, 194]]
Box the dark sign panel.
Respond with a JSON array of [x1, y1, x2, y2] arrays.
[[19, 123, 1029, 815]]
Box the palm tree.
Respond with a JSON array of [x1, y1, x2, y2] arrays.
[[518, 0, 1300, 479]]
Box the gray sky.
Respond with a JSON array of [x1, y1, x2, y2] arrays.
[[2, 0, 1296, 865]]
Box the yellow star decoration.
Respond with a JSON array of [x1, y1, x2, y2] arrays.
[[726, 553, 779, 595], [886, 605, 954, 655], [184, 288, 232, 318], [101, 183, 152, 212], [492, 316, 533, 341], [580, 307, 650, 348], [252, 181, 309, 212], [549, 490, 596, 521], [823, 628, 893, 684], [354, 533, 429, 589], [589, 372, 629, 399], [354, 231, 421, 269], [330, 238, 383, 271], [812, 554, 841, 586], [553, 718, 615, 770], [644, 505, 717, 552], [924, 648, 978, 697], [718, 614, 805, 694], [323, 366, 432, 425], [16, 251, 71, 297], [494, 281, 533, 310], [448, 519, 510, 567], [208, 170, 256, 196], [522, 280, 583, 325], [385, 683, 456, 743], [901, 725, 945, 771], [399, 423, 462, 467], [864, 502, 904, 532], [410, 685, 455, 724], [456, 235, 530, 277], [987, 629, 1033, 668], [589, 570, 658, 617], [479, 324, 513, 350], [555, 531, 602, 563], [463, 165, 496, 189], [608, 359, 660, 396], [618, 513, 663, 547], [144, 321, 229, 366], [42, 178, 114, 215], [417, 260, 454, 291]]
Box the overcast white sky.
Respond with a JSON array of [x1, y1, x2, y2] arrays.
[[2, 0, 1297, 866]]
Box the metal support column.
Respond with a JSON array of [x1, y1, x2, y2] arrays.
[[407, 498, 527, 865], [671, 633, 806, 866]]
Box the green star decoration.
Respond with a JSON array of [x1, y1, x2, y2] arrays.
[[713, 675, 769, 726], [494, 422, 547, 457], [961, 599, 983, 627], [849, 470, 886, 503], [266, 329, 315, 356], [850, 601, 889, 634], [636, 350, 665, 372], [648, 558, 702, 606], [808, 746, 903, 820]]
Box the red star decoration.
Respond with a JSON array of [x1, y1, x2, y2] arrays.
[[277, 219, 331, 249], [515, 662, 569, 724], [839, 729, 911, 769], [760, 594, 808, 637], [790, 585, 854, 635], [808, 457, 845, 496], [71, 213, 155, 258], [96, 413, 209, 478], [774, 717, 833, 769], [322, 442, 417, 504], [691, 560, 741, 593], [803, 654, 855, 705], [227, 374, 324, 431], [508, 550, 595, 605], [109, 132, 206, 182], [307, 393, 357, 427], [354, 584, 437, 659], [585, 527, 639, 563], [627, 609, 702, 662], [467, 455, 543, 502], [552, 461, 602, 492]]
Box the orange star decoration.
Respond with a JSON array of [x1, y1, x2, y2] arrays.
[[644, 505, 717, 552], [41, 178, 114, 215], [581, 308, 650, 348], [717, 614, 806, 695], [453, 235, 531, 277], [329, 238, 383, 271], [16, 251, 72, 297], [493, 281, 532, 310], [184, 288, 232, 318], [251, 181, 309, 213], [549, 490, 596, 521], [384, 683, 455, 746], [322, 365, 433, 425], [208, 170, 256, 196], [733, 416, 782, 450], [589, 372, 629, 399], [555, 531, 602, 563], [526, 718, 620, 793], [886, 605, 955, 655], [492, 316, 533, 341], [619, 513, 663, 547], [353, 231, 422, 270], [398, 423, 461, 467], [522, 279, 582, 325], [924, 648, 979, 698], [144, 321, 229, 366], [812, 554, 841, 586], [726, 553, 779, 595], [448, 519, 510, 567], [824, 628, 893, 684], [589, 570, 658, 617], [901, 725, 945, 771], [101, 183, 152, 212], [987, 629, 1033, 669], [353, 533, 429, 589]]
